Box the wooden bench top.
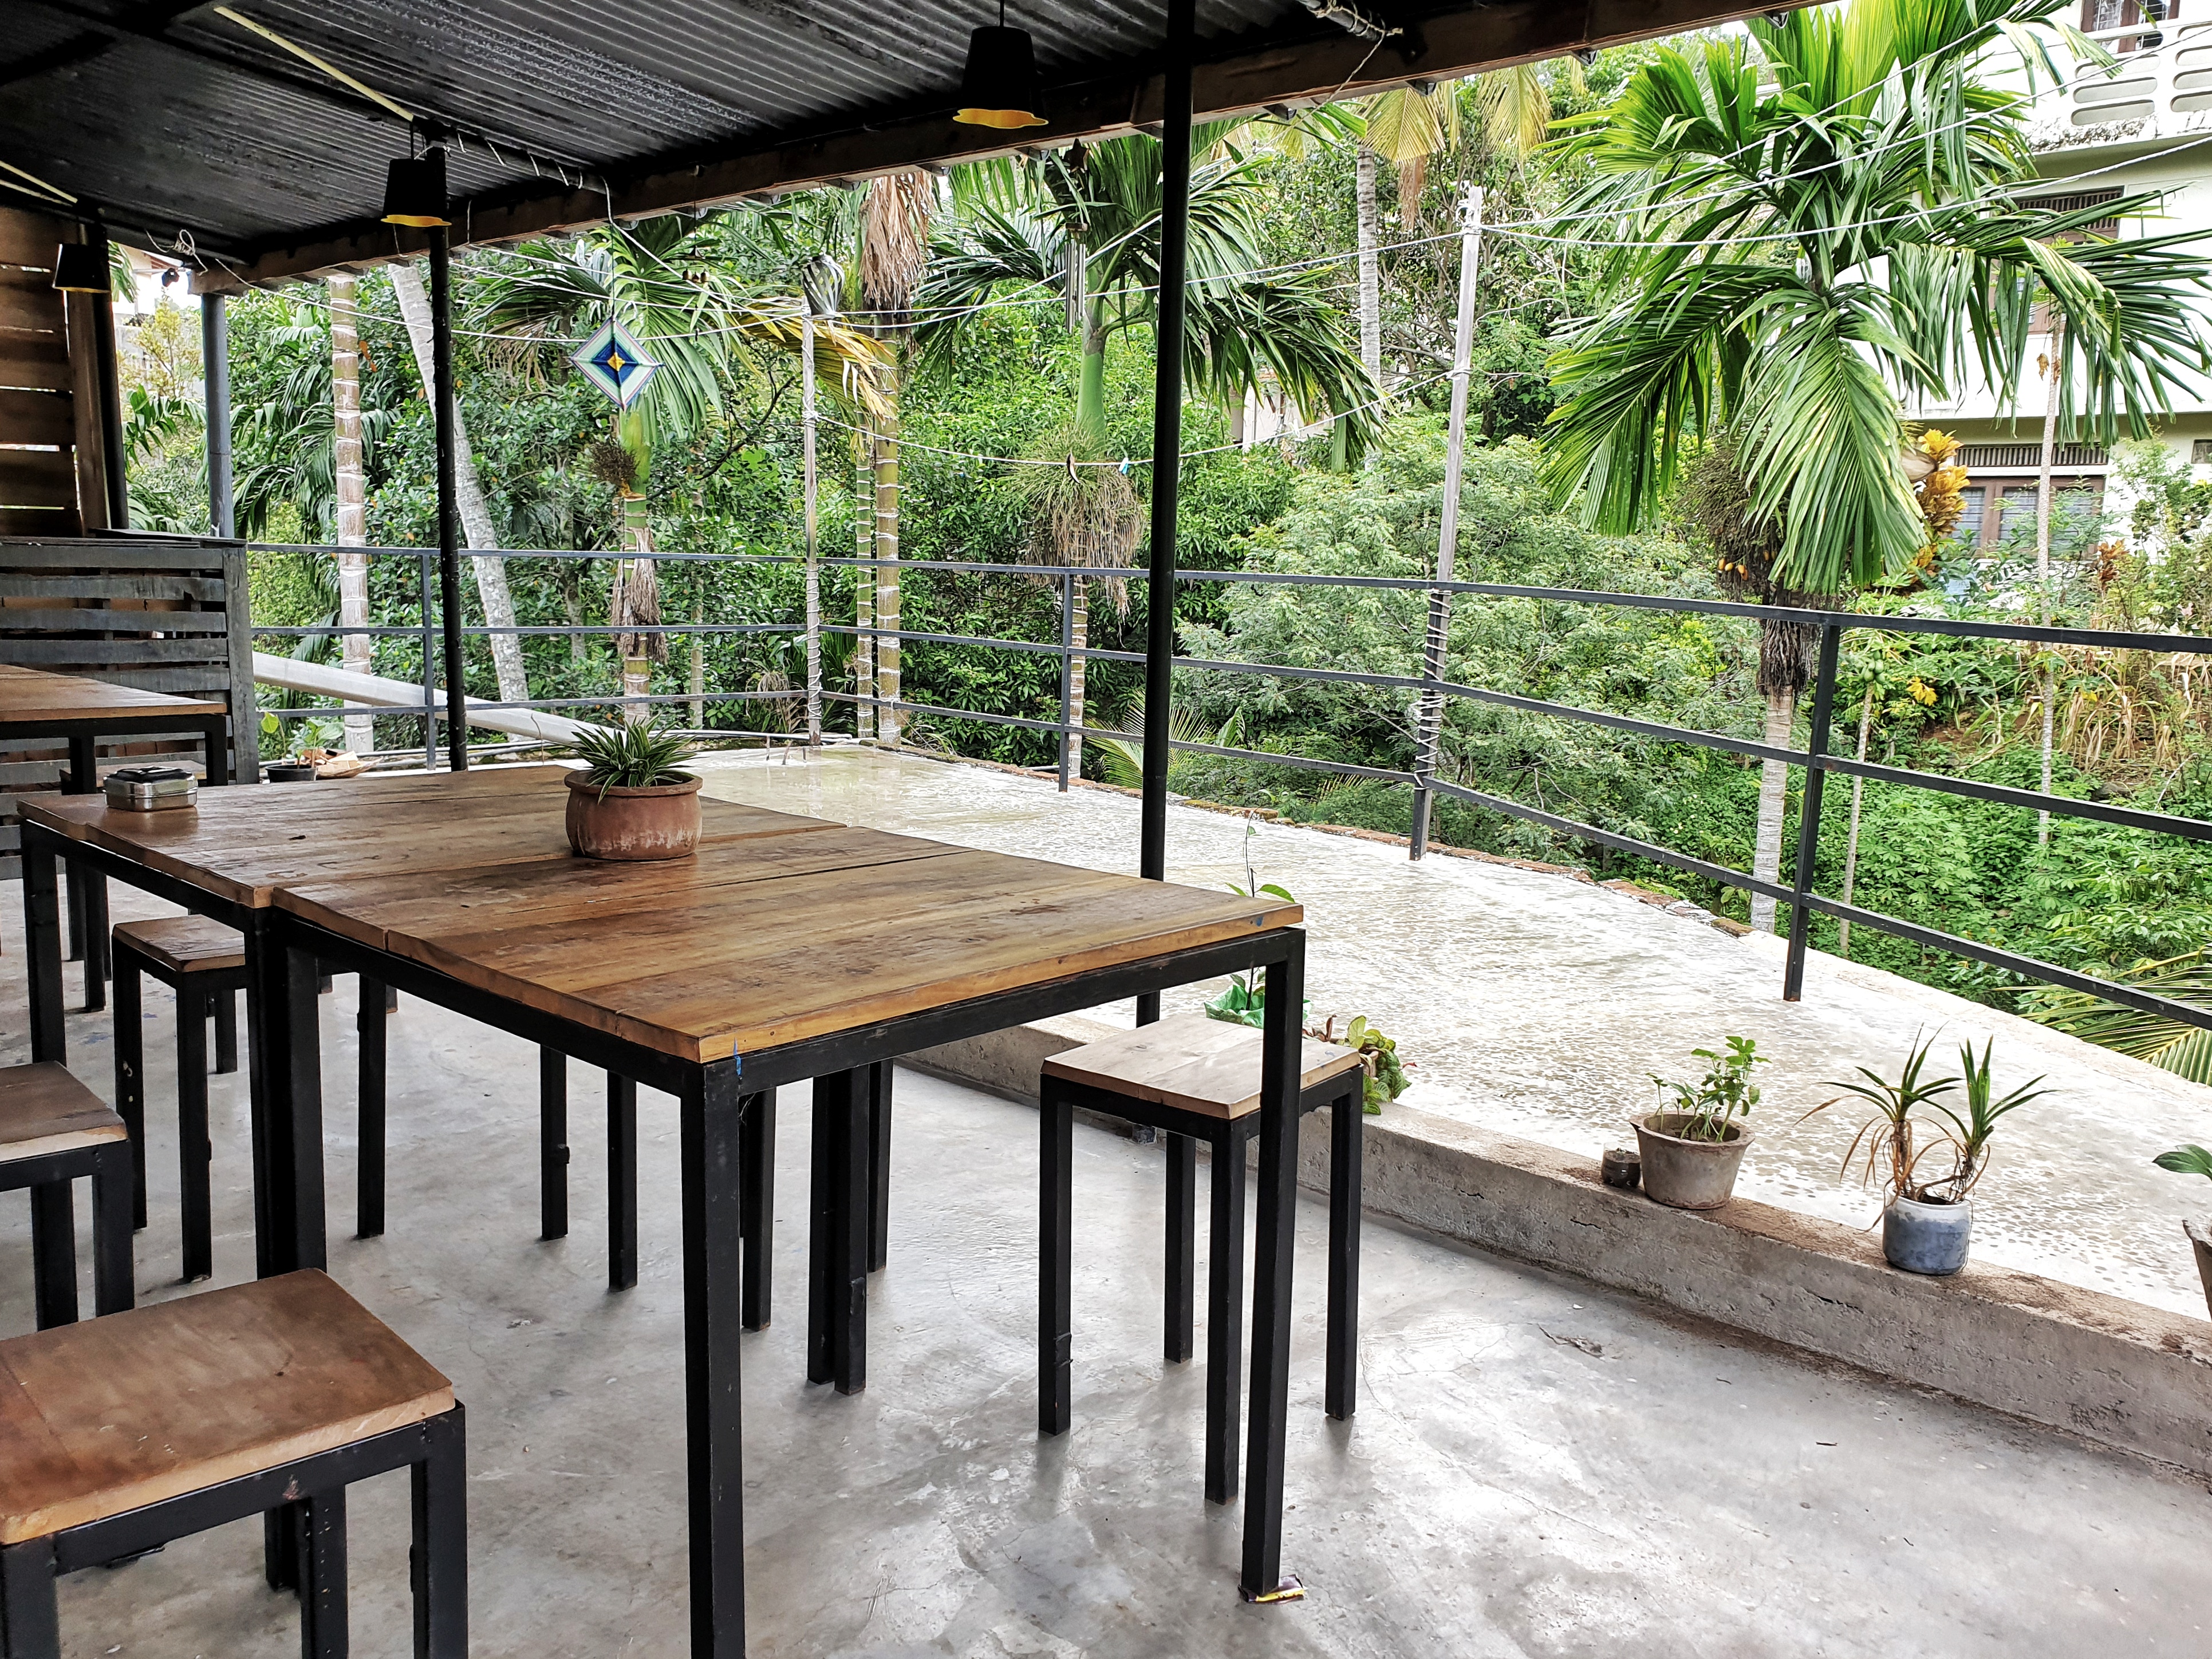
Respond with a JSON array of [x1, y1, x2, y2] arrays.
[[0, 662, 227, 725], [113, 915, 247, 976], [0, 1062, 126, 1162], [19, 765, 838, 907], [1042, 1012, 1363, 1119], [281, 845, 1303, 1064], [0, 1270, 452, 1544]]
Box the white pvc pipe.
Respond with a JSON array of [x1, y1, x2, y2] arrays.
[[251, 651, 588, 746]]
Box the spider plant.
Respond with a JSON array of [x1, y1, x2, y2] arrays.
[[1920, 1040, 2048, 1202], [1806, 1029, 1960, 1204], [559, 721, 699, 796]]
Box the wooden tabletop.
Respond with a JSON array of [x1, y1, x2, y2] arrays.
[[0, 661, 227, 724], [18, 764, 838, 907], [280, 837, 1302, 1064]]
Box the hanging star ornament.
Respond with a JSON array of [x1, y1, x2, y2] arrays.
[[571, 317, 661, 408]]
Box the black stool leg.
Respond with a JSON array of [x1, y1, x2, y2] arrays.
[[28, 1181, 77, 1330], [214, 985, 240, 1073], [81, 873, 109, 1011], [1039, 1077, 1074, 1436], [739, 1088, 775, 1331], [299, 1487, 348, 1659], [113, 947, 147, 1231], [1164, 1132, 1196, 1363], [0, 1535, 62, 1658], [178, 981, 214, 1283], [1204, 1126, 1246, 1506], [64, 863, 83, 967], [1327, 1083, 1363, 1421], [539, 1049, 569, 1241], [608, 1075, 637, 1291], [90, 1143, 133, 1315], [411, 1408, 469, 1659], [866, 1062, 893, 1274], [806, 1068, 868, 1393], [265, 1505, 301, 1593], [357, 979, 387, 1241]]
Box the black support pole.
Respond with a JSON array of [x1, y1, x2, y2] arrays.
[[429, 223, 468, 773], [201, 291, 235, 537], [1783, 622, 1842, 1001], [87, 230, 129, 530], [1135, 0, 1197, 1027]]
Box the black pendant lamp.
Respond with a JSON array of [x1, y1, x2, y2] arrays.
[[955, 1, 1047, 129], [381, 143, 450, 228], [51, 234, 109, 294]]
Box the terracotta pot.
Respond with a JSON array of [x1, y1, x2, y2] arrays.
[[564, 771, 703, 862], [2187, 1216, 2212, 1322], [1633, 1112, 1751, 1210]]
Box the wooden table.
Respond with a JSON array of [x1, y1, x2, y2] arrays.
[[21, 769, 1314, 1654], [0, 662, 235, 1008]]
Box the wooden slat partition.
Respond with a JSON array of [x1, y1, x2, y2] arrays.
[[0, 204, 90, 542], [0, 536, 259, 868]]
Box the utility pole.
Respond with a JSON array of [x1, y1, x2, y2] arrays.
[[2033, 318, 2065, 846], [802, 307, 822, 746], [1410, 184, 1482, 859]]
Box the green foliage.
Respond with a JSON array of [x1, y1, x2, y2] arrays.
[[1928, 1040, 2048, 1200], [558, 721, 699, 790], [2021, 954, 2212, 1083], [2153, 1144, 2212, 1180], [1815, 1030, 1963, 1204], [1334, 1015, 1406, 1115], [1649, 1034, 1765, 1143]]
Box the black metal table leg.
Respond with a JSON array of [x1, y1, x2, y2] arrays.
[[1039, 1075, 1074, 1436], [64, 860, 84, 966], [1164, 1132, 1196, 1363], [866, 1061, 893, 1274], [539, 1049, 569, 1241], [29, 1180, 78, 1329], [608, 1074, 638, 1291], [357, 977, 387, 1240], [113, 946, 147, 1231], [806, 1069, 868, 1394], [177, 981, 213, 1283], [79, 870, 109, 1012], [1240, 939, 1304, 1603], [680, 1063, 748, 1659], [738, 1088, 775, 1331], [1204, 1123, 1245, 1504], [0, 1536, 62, 1654], [214, 985, 240, 1073], [1326, 1080, 1363, 1421], [23, 838, 66, 1065]]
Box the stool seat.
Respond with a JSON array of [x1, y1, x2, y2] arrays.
[[111, 915, 245, 977], [0, 1064, 127, 1164], [0, 1269, 451, 1544], [1042, 1012, 1363, 1119]]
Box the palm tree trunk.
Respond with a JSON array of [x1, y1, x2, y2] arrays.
[[1749, 686, 1796, 933], [688, 582, 704, 730], [1075, 308, 1110, 441], [1354, 146, 1384, 407], [2033, 317, 2065, 847], [854, 430, 874, 739], [1067, 576, 1089, 779], [329, 275, 373, 756], [617, 494, 654, 723], [390, 264, 529, 709], [1838, 685, 1874, 960], [872, 386, 902, 747]]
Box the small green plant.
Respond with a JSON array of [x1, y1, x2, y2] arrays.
[[1809, 1029, 1959, 1203], [1923, 1040, 2048, 1202], [1337, 1015, 1407, 1115], [1649, 1035, 1766, 1143], [2154, 1144, 2212, 1180], [560, 720, 698, 796], [1207, 820, 1295, 1026]]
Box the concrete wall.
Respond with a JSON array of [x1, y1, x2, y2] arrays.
[[905, 1020, 2212, 1478]]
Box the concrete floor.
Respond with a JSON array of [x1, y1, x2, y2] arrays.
[[3, 883, 2210, 1656], [696, 748, 2212, 1318]]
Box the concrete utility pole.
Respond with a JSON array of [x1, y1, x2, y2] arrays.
[[802, 307, 822, 746], [1410, 184, 1482, 859], [330, 274, 373, 757]]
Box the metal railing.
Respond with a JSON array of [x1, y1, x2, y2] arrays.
[[247, 540, 2212, 1036]]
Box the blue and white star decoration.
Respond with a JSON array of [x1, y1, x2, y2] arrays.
[[570, 317, 661, 408]]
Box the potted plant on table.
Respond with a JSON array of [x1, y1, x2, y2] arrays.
[[559, 721, 703, 862], [1637, 1035, 1765, 1209], [2151, 1144, 2212, 1320]]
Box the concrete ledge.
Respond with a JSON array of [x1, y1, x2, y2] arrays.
[[906, 1021, 2212, 1478]]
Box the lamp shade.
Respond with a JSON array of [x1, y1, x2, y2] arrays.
[[381, 151, 450, 227], [50, 239, 109, 294], [955, 25, 1047, 128]]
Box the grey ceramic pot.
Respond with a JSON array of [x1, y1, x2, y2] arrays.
[[2187, 1216, 2212, 1322], [1883, 1195, 1972, 1275]]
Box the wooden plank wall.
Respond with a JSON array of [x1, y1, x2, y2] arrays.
[[0, 538, 260, 870], [0, 206, 104, 539]]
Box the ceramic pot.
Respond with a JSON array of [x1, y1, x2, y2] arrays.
[[565, 771, 703, 861], [2186, 1216, 2212, 1322], [1633, 1113, 1750, 1210], [1883, 1194, 1972, 1275]]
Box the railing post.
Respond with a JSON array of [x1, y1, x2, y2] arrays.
[[1783, 622, 1843, 1001], [420, 552, 437, 770], [1057, 570, 1074, 792]]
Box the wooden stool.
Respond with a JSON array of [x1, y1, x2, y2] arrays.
[[1, 1063, 133, 1331], [0, 1270, 466, 1658], [111, 918, 245, 1283], [1038, 1014, 1365, 1503]]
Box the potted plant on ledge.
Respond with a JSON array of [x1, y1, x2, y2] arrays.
[[1637, 1036, 1765, 1209], [561, 721, 703, 862], [2152, 1144, 2212, 1320]]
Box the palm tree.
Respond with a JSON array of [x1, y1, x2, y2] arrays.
[[475, 215, 886, 718], [858, 171, 935, 746], [1542, 0, 2210, 929]]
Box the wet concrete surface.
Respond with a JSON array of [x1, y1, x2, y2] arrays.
[[4, 889, 2211, 1658], [699, 747, 2212, 1319]]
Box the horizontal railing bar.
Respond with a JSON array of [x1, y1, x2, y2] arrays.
[[255, 623, 798, 638]]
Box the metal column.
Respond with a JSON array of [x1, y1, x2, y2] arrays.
[[202, 291, 235, 537], [428, 224, 468, 772]]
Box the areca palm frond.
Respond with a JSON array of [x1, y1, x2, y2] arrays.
[[1543, 0, 2210, 592], [2022, 954, 2212, 1084], [231, 300, 395, 540], [1362, 84, 1461, 216]]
